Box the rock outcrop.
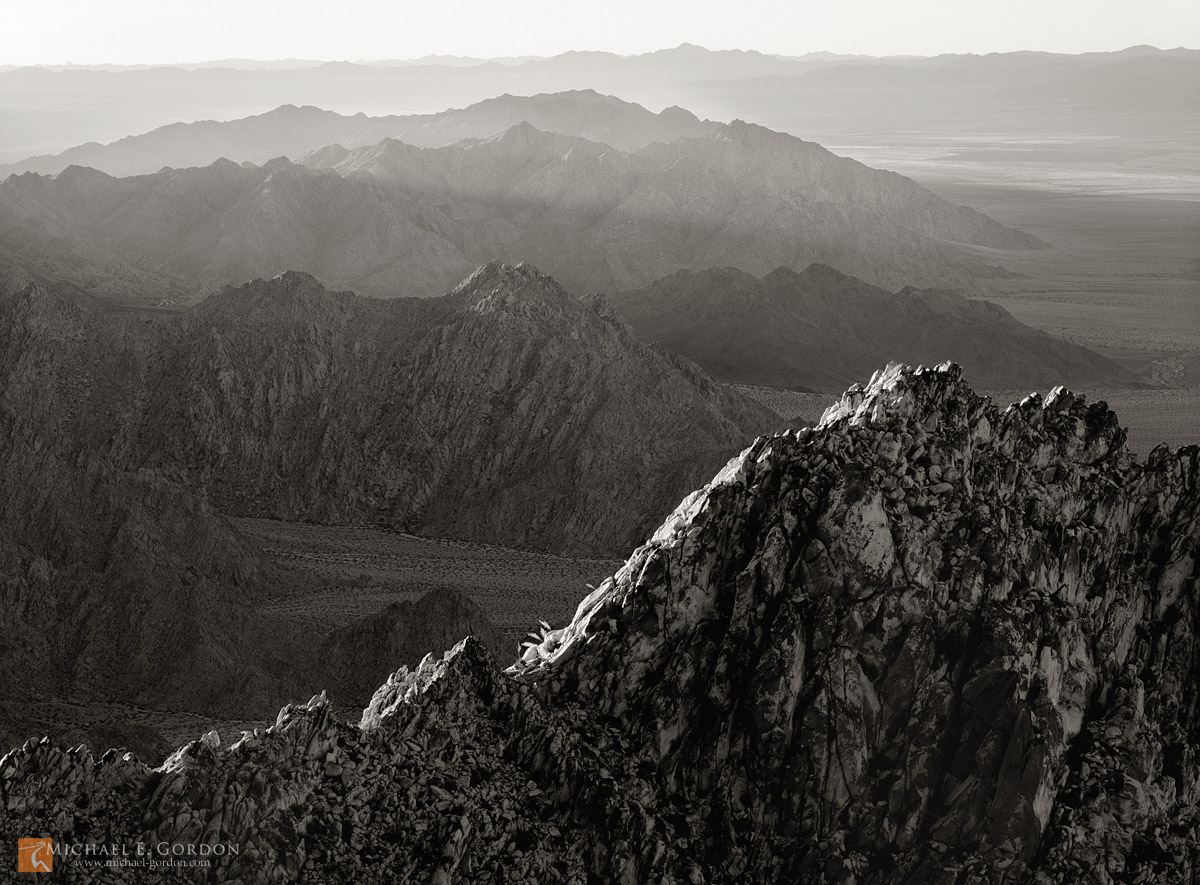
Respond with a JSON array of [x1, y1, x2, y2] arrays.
[[5, 363, 1196, 883]]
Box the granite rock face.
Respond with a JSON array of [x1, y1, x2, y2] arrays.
[[3, 364, 1198, 883]]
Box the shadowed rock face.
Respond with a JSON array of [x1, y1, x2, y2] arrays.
[[0, 262, 769, 755], [0, 263, 775, 556], [4, 364, 1197, 883], [616, 264, 1137, 392]]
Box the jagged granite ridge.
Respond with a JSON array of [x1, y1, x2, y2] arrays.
[[2, 364, 1197, 883]]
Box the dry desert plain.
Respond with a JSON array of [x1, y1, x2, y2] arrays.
[[237, 518, 621, 653], [927, 179, 1198, 454], [744, 131, 1200, 454]]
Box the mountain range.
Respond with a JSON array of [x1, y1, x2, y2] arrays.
[[0, 256, 1146, 761], [0, 262, 773, 555], [0, 91, 718, 179], [0, 261, 774, 755], [0, 40, 1195, 884], [0, 115, 1043, 304], [2, 45, 1194, 163], [5, 363, 1197, 881], [615, 263, 1136, 392]]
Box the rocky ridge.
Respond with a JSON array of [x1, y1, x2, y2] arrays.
[[4, 363, 1197, 883], [0, 262, 771, 556], [0, 261, 771, 753]]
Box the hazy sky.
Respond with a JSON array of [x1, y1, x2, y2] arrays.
[[4, 0, 1197, 65]]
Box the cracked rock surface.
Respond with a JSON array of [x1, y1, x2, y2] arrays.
[[3, 363, 1198, 883]]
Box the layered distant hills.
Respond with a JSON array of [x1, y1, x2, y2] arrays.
[[0, 91, 718, 178], [2, 45, 1194, 163], [0, 110, 1043, 303], [615, 264, 1136, 392]]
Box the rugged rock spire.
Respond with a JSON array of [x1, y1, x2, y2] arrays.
[[3, 363, 1198, 883]]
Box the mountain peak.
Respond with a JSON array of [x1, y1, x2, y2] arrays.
[[769, 262, 866, 289], [197, 270, 356, 326], [707, 118, 799, 148], [659, 104, 702, 123], [53, 163, 115, 185], [481, 120, 552, 146], [269, 269, 323, 288], [452, 261, 572, 316]]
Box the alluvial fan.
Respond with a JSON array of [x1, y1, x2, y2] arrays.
[[3, 363, 1198, 884]]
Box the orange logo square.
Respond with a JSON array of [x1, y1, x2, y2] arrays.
[[17, 839, 53, 873]]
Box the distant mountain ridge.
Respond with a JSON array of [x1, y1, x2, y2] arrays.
[[0, 91, 718, 178], [2, 44, 1192, 165], [615, 264, 1136, 392], [0, 116, 1045, 302]]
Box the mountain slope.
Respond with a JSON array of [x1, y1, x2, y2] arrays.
[[4, 363, 1197, 882], [0, 120, 1044, 302], [0, 259, 766, 751], [616, 263, 1136, 392], [0, 264, 776, 555], [0, 91, 717, 178], [0, 282, 507, 756], [312, 119, 1043, 291]]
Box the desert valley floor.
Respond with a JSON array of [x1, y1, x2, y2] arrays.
[[738, 173, 1200, 454], [954, 186, 1198, 451], [11, 524, 622, 762]]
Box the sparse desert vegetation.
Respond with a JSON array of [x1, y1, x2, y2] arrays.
[[732, 385, 831, 427], [237, 518, 622, 654]]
